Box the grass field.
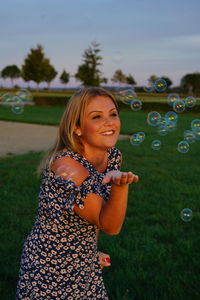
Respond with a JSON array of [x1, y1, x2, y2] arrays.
[[0, 100, 200, 299]]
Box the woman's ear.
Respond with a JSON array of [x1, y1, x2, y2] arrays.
[[74, 126, 82, 137]]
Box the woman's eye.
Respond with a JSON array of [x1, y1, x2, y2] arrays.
[[111, 113, 118, 117], [92, 115, 101, 120]]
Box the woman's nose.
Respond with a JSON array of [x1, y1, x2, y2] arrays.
[[104, 117, 113, 125]]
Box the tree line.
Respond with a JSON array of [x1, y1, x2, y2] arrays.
[[1, 42, 200, 95]]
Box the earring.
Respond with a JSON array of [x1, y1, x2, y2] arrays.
[[77, 132, 81, 136]]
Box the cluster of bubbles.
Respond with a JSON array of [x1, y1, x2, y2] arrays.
[[143, 78, 168, 93], [116, 78, 199, 222], [0, 89, 33, 114], [116, 79, 199, 154]]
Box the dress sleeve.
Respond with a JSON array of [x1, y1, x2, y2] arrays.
[[45, 171, 102, 221]]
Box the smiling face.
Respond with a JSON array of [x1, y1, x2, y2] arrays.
[[76, 95, 120, 154]]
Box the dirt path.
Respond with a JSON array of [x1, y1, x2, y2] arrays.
[[0, 121, 129, 157]]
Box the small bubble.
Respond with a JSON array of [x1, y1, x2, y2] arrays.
[[130, 132, 145, 146], [143, 81, 155, 93], [151, 139, 161, 150], [165, 111, 178, 124], [185, 96, 196, 108], [173, 100, 185, 113], [183, 130, 196, 144], [180, 208, 193, 222], [177, 140, 189, 153], [191, 119, 200, 132], [130, 99, 142, 111], [154, 78, 167, 92], [167, 93, 180, 107]]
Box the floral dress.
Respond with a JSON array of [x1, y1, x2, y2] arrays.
[[16, 147, 121, 300]]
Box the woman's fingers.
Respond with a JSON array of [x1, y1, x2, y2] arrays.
[[98, 251, 111, 269], [103, 171, 139, 185]]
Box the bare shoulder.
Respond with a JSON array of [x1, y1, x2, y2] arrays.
[[51, 156, 89, 186]]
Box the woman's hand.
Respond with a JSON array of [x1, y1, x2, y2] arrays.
[[98, 251, 111, 269], [102, 170, 139, 186]]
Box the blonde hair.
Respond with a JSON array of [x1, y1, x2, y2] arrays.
[[38, 87, 119, 173]]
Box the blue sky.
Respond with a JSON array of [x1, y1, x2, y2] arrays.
[[1, 0, 200, 88]]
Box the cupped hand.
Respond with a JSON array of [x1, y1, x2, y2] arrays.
[[102, 170, 139, 186]]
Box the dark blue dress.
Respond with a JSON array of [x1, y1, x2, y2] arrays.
[[16, 147, 121, 299]]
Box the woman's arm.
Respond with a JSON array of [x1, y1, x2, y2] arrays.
[[52, 156, 139, 235], [74, 170, 138, 235]]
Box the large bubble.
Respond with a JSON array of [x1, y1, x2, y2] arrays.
[[147, 111, 161, 127]]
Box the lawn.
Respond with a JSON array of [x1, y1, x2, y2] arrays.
[[0, 107, 200, 299]]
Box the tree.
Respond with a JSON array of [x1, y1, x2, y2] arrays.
[[43, 61, 57, 89], [75, 42, 106, 86], [160, 76, 173, 88], [126, 74, 137, 86], [1, 65, 21, 87], [180, 73, 200, 95], [60, 70, 70, 88], [111, 69, 127, 85], [148, 75, 158, 83], [21, 44, 55, 88]]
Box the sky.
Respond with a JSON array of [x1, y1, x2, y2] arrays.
[[1, 0, 200, 88]]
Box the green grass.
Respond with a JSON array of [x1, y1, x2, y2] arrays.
[[0, 110, 200, 299], [0, 105, 65, 125]]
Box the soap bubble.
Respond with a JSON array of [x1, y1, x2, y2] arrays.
[[166, 121, 177, 132], [183, 130, 196, 144], [185, 96, 196, 108], [130, 99, 142, 111], [177, 140, 189, 153], [16, 89, 32, 103], [1, 93, 14, 105], [151, 139, 161, 150], [11, 96, 24, 114], [180, 208, 193, 222], [194, 131, 200, 141], [173, 100, 185, 113], [137, 131, 146, 142], [154, 78, 167, 92], [191, 119, 200, 132], [157, 126, 168, 136], [147, 111, 161, 127], [167, 93, 180, 107], [130, 132, 145, 146], [143, 81, 155, 93], [116, 89, 136, 104], [165, 111, 178, 124]]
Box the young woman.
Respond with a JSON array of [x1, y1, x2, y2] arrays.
[[16, 87, 139, 299]]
